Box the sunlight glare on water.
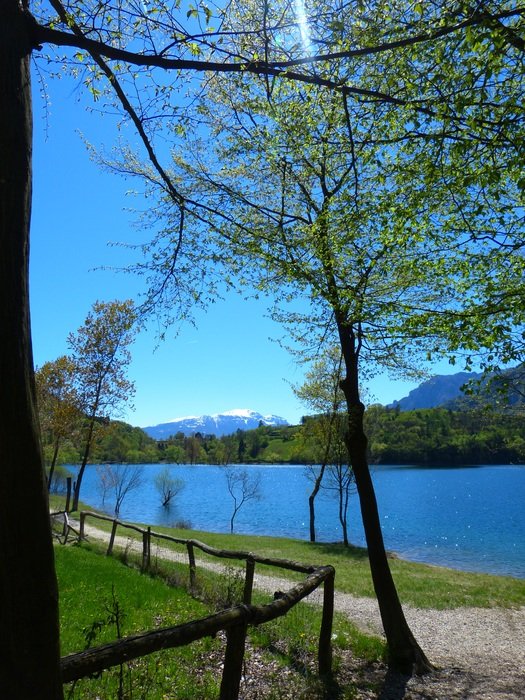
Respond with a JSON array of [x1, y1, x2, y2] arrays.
[[71, 463, 525, 578]]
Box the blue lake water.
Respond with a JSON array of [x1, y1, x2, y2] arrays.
[[69, 463, 525, 579]]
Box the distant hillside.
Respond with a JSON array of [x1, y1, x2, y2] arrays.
[[390, 367, 525, 411], [389, 372, 480, 410], [143, 408, 289, 439]]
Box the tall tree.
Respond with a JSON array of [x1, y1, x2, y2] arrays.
[[0, 5, 63, 696], [170, 76, 440, 671], [121, 3, 524, 671], [35, 356, 80, 490], [68, 299, 137, 512]]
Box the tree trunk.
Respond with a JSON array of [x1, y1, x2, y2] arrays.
[[0, 3, 63, 697], [338, 328, 432, 674], [48, 436, 60, 490], [72, 413, 96, 511], [346, 426, 430, 672], [338, 473, 349, 547], [308, 463, 326, 542]]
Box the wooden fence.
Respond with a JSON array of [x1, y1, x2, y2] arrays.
[[58, 510, 335, 699]]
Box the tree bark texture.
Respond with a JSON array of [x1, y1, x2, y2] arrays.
[[0, 3, 63, 697]]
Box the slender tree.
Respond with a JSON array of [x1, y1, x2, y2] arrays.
[[151, 72, 444, 669], [123, 4, 524, 669], [295, 348, 347, 543], [100, 463, 144, 517], [224, 467, 261, 534], [68, 299, 137, 511]]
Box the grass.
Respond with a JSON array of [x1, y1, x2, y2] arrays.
[[54, 500, 524, 699], [56, 542, 385, 699], [50, 492, 525, 610], [103, 520, 525, 610], [57, 545, 221, 699]]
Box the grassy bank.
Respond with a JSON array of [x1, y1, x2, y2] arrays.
[[56, 543, 383, 699], [50, 493, 525, 611], [54, 498, 524, 699], [147, 525, 525, 609]]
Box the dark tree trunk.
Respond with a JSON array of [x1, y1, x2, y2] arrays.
[[308, 463, 326, 542], [48, 436, 60, 490], [72, 413, 96, 511], [338, 472, 350, 547], [0, 3, 63, 697], [338, 326, 432, 674]]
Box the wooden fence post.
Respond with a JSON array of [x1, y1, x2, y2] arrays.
[[142, 527, 151, 571], [243, 558, 255, 605], [187, 542, 196, 592], [219, 621, 248, 700], [318, 568, 334, 676], [79, 512, 86, 540], [107, 520, 118, 556]]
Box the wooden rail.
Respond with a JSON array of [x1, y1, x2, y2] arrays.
[[61, 510, 336, 698], [50, 510, 80, 544]]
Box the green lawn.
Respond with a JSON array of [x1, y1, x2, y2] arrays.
[[56, 542, 384, 699], [54, 512, 524, 699], [57, 545, 221, 699], [51, 494, 525, 611], [116, 523, 525, 610]]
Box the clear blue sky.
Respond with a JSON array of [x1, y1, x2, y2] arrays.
[[29, 68, 452, 428]]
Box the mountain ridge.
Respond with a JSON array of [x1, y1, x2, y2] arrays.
[[143, 408, 289, 439], [389, 372, 481, 410], [390, 366, 525, 411]]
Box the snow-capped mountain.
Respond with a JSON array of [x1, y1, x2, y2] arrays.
[[143, 408, 289, 439]]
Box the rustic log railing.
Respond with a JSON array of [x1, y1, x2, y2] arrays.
[[60, 510, 335, 699], [50, 510, 80, 544]]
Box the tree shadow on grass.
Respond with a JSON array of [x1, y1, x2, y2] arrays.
[[309, 541, 370, 561]]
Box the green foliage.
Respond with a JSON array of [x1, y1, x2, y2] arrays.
[[92, 421, 159, 463], [364, 405, 525, 465], [39, 404, 525, 467], [67, 299, 137, 424], [39, 417, 160, 465]]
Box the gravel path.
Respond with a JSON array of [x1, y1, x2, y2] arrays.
[[77, 521, 525, 699]]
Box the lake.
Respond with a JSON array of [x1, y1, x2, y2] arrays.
[[69, 463, 525, 579]]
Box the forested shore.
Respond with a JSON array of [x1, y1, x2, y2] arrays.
[[43, 405, 525, 472]]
